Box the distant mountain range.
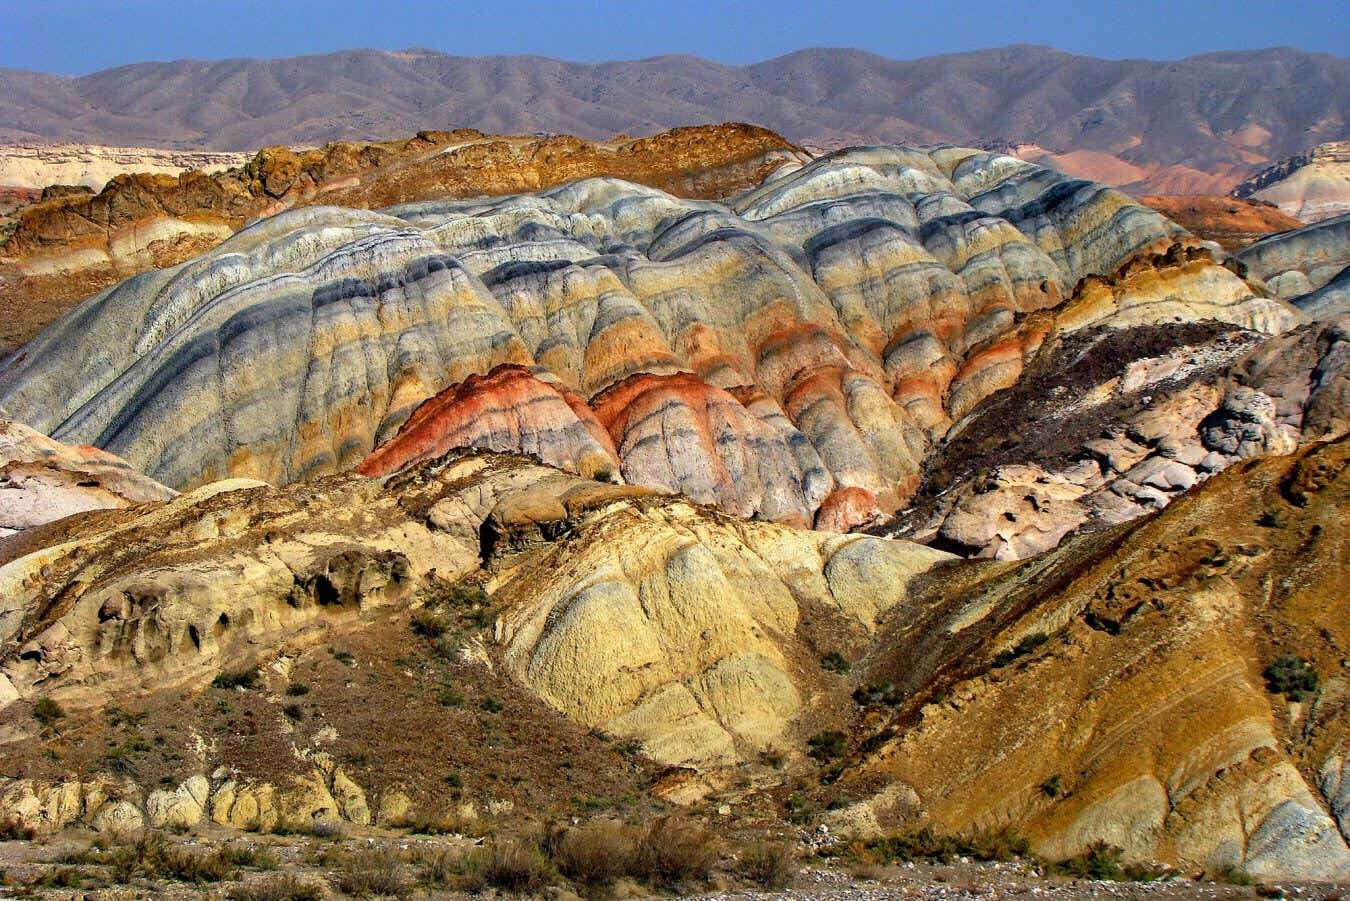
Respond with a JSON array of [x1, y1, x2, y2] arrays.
[[1, 45, 1347, 193]]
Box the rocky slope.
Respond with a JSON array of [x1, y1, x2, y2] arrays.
[[0, 123, 802, 356], [1233, 142, 1350, 224], [0, 435, 1344, 880], [1236, 213, 1350, 316], [0, 418, 175, 541], [885, 317, 1349, 558], [2, 45, 1345, 193], [1138, 195, 1304, 252], [0, 147, 1299, 532], [0, 143, 249, 191]]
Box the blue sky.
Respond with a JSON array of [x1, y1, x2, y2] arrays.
[[4, 0, 1347, 74]]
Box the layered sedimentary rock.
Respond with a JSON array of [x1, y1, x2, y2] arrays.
[[0, 143, 249, 191], [0, 417, 174, 540], [1139, 194, 1304, 252], [845, 439, 1350, 881], [888, 317, 1349, 559], [1, 147, 1295, 532], [1237, 213, 1350, 315], [0, 124, 804, 355], [1233, 142, 1350, 224], [1, 439, 1345, 880]]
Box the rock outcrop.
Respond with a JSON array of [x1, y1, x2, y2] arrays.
[[0, 143, 249, 192], [0, 417, 174, 541], [0, 124, 804, 355], [1233, 142, 1350, 224], [888, 317, 1349, 559], [0, 147, 1296, 532], [1, 438, 1345, 880], [1237, 213, 1350, 315], [1139, 195, 1304, 252]]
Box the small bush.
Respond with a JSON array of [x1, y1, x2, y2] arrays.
[[807, 730, 847, 761], [461, 839, 554, 893], [864, 826, 1030, 865], [228, 874, 324, 901], [284, 682, 310, 697], [411, 608, 453, 639], [1041, 775, 1063, 798], [852, 682, 903, 706], [820, 651, 852, 674], [0, 817, 36, 840], [759, 747, 786, 769], [218, 844, 280, 870], [27, 865, 88, 889], [33, 697, 66, 726], [555, 819, 639, 885], [336, 847, 409, 898], [416, 847, 461, 887], [635, 817, 716, 887], [992, 632, 1049, 668], [282, 703, 303, 721], [332, 650, 356, 666], [1050, 841, 1168, 881], [436, 685, 465, 707], [1257, 509, 1288, 529], [739, 840, 796, 889], [480, 696, 503, 713], [213, 668, 260, 690], [1264, 653, 1318, 701], [102, 831, 238, 883]]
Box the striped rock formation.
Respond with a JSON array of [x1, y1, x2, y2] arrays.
[[0, 417, 174, 541], [0, 147, 1300, 530], [1237, 212, 1350, 317]]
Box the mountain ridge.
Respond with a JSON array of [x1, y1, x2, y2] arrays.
[[2, 45, 1344, 196]]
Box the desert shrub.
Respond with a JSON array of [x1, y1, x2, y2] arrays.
[[1050, 841, 1168, 881], [282, 703, 303, 721], [1257, 509, 1288, 528], [217, 844, 280, 870], [593, 467, 616, 484], [416, 846, 461, 887], [1041, 775, 1063, 798], [461, 839, 554, 893], [1264, 653, 1318, 700], [739, 840, 796, 889], [332, 649, 356, 666], [337, 847, 409, 898], [284, 682, 310, 697], [228, 873, 324, 901], [28, 866, 89, 889], [213, 667, 259, 690], [992, 632, 1048, 668], [411, 608, 452, 639], [852, 682, 903, 706], [864, 826, 1029, 865], [634, 817, 716, 887], [436, 684, 466, 707], [480, 696, 504, 713], [103, 831, 236, 883], [820, 651, 852, 674], [554, 819, 639, 885], [807, 730, 846, 761], [33, 697, 65, 726], [1213, 866, 1255, 886], [759, 747, 786, 769], [0, 817, 36, 840]]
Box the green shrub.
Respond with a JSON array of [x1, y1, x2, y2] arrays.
[[33, 697, 65, 726], [1041, 775, 1063, 798], [807, 730, 846, 761], [820, 651, 851, 674], [864, 826, 1030, 865], [411, 608, 452, 639], [282, 703, 303, 721], [852, 683, 903, 706], [1264, 653, 1318, 701], [284, 682, 310, 697], [480, 696, 503, 713], [213, 668, 260, 690], [1050, 841, 1169, 881]]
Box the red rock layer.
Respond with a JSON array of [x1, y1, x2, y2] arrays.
[[357, 365, 619, 480]]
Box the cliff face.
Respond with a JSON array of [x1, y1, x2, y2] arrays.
[[0, 147, 1297, 532], [0, 123, 804, 356], [1233, 142, 1350, 224], [0, 143, 249, 191]]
